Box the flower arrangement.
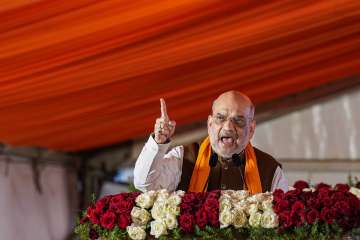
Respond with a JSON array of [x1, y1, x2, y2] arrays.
[[75, 181, 360, 240]]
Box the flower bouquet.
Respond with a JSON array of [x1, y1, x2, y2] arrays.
[[75, 181, 360, 240]]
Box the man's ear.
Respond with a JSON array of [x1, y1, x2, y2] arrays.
[[207, 115, 212, 128], [249, 119, 256, 139]]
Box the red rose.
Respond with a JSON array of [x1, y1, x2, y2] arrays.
[[290, 209, 306, 227], [322, 197, 332, 207], [331, 191, 346, 201], [207, 190, 221, 199], [291, 201, 305, 213], [285, 189, 301, 202], [110, 195, 124, 209], [179, 213, 195, 233], [118, 214, 132, 229], [306, 208, 319, 224], [338, 218, 352, 231], [180, 202, 193, 214], [100, 211, 116, 230], [182, 193, 196, 203], [273, 189, 285, 206], [316, 183, 331, 191], [118, 200, 133, 214], [278, 211, 292, 229], [128, 192, 141, 201], [356, 181, 360, 189], [306, 197, 322, 209], [299, 191, 313, 203], [89, 228, 99, 240], [87, 205, 100, 224], [207, 210, 219, 227], [196, 209, 208, 229], [317, 188, 331, 200], [273, 200, 290, 214], [273, 189, 285, 200], [195, 192, 206, 203], [320, 207, 336, 224], [204, 198, 219, 212], [95, 198, 107, 213], [335, 200, 350, 216], [80, 216, 89, 224], [335, 183, 350, 192], [293, 180, 309, 190], [112, 193, 125, 200]]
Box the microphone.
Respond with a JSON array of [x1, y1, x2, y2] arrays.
[[209, 151, 218, 167], [232, 152, 244, 167]]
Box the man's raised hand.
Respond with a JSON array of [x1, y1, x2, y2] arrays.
[[154, 98, 176, 144]]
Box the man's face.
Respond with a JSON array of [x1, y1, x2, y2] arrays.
[[207, 96, 255, 159]]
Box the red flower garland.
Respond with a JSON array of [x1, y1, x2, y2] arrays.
[[179, 190, 220, 233], [85, 192, 140, 231], [273, 181, 360, 231]]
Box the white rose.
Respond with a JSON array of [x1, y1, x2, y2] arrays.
[[221, 192, 232, 201], [175, 190, 185, 197], [233, 200, 247, 211], [233, 208, 247, 228], [164, 214, 178, 230], [220, 198, 232, 212], [261, 200, 273, 211], [127, 224, 147, 240], [165, 203, 180, 216], [156, 189, 170, 202], [249, 212, 262, 227], [224, 190, 236, 197], [246, 203, 259, 216], [151, 204, 166, 221], [234, 190, 249, 200], [136, 191, 156, 209], [247, 193, 265, 203], [150, 220, 168, 238], [131, 207, 151, 225], [350, 187, 360, 199], [261, 211, 279, 228], [219, 209, 234, 228], [167, 194, 182, 206]]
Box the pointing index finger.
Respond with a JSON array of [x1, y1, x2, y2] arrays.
[[160, 98, 169, 120]]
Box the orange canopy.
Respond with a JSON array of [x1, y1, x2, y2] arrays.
[[0, 0, 359, 151]]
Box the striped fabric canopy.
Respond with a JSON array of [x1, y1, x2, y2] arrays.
[[0, 0, 359, 151]]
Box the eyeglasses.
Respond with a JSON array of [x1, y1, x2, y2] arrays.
[[212, 113, 251, 128]]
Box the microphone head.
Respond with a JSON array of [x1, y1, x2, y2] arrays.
[[232, 153, 244, 167], [209, 152, 218, 167]]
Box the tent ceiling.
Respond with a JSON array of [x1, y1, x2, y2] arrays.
[[0, 0, 359, 151]]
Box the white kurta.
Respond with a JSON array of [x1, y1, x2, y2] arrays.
[[134, 135, 289, 192]]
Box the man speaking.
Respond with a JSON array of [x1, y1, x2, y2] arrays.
[[134, 91, 288, 193]]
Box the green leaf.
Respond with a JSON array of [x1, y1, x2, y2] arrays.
[[128, 183, 141, 193], [74, 222, 91, 240]]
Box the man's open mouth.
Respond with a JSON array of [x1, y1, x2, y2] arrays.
[[220, 136, 235, 145]]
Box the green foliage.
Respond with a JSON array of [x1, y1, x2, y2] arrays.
[[128, 183, 141, 193], [247, 227, 278, 240], [107, 226, 128, 240], [348, 174, 360, 187], [170, 228, 182, 239], [74, 222, 356, 240], [90, 193, 97, 204], [351, 227, 360, 238], [74, 221, 91, 240]]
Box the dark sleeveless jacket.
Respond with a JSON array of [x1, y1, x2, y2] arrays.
[[176, 143, 281, 192]]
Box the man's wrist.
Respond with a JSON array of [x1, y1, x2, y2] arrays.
[[152, 133, 171, 144]]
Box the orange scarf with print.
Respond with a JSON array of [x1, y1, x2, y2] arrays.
[[188, 137, 262, 193]]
